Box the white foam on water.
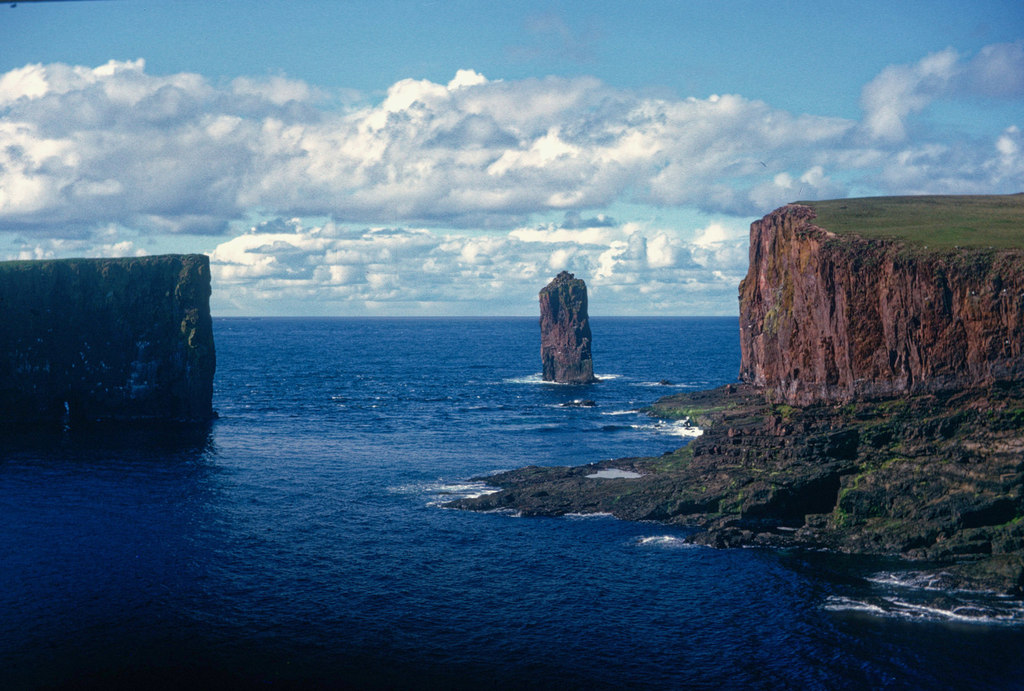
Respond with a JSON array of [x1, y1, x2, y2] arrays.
[[632, 420, 703, 438], [823, 596, 889, 616], [637, 381, 698, 388], [564, 512, 615, 519], [636, 535, 698, 549], [824, 571, 1024, 626], [503, 373, 546, 385], [396, 480, 499, 507], [602, 409, 639, 416], [504, 373, 620, 385], [483, 508, 523, 517], [586, 469, 643, 479], [865, 571, 963, 592]]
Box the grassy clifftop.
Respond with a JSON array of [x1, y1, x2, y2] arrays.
[[797, 194, 1024, 249]]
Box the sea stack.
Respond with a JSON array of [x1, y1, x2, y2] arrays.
[[539, 271, 597, 384], [0, 254, 216, 428]]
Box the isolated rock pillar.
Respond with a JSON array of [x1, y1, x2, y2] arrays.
[[539, 271, 597, 384]]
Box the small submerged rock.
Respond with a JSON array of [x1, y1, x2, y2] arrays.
[[561, 399, 597, 408]]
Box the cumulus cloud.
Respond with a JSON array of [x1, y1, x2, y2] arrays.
[[1, 46, 1021, 314], [1, 50, 1020, 240], [207, 216, 749, 315], [861, 41, 1024, 141]]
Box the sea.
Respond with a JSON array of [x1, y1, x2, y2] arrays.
[[2, 317, 1023, 690]]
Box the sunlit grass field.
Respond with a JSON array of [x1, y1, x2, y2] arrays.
[[798, 194, 1024, 249]]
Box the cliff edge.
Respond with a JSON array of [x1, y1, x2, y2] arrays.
[[0, 254, 216, 428], [739, 196, 1024, 405]]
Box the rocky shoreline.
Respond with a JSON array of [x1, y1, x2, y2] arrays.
[[449, 382, 1024, 595]]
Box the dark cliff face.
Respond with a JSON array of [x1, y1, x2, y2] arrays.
[[539, 271, 597, 384], [0, 254, 216, 427], [739, 204, 1024, 405]]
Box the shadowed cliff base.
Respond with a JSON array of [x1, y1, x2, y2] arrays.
[[0, 254, 216, 430], [450, 195, 1024, 596]]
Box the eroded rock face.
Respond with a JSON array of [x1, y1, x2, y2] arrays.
[[0, 254, 216, 428], [739, 204, 1024, 405], [539, 271, 597, 384]]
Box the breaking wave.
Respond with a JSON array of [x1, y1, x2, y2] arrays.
[[825, 570, 1024, 626], [633, 419, 703, 438], [391, 480, 500, 507], [636, 535, 699, 549]]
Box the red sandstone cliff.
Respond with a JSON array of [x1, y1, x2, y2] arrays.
[[540, 271, 597, 384], [739, 204, 1024, 405]]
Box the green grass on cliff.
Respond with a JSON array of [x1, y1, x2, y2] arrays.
[[797, 194, 1024, 249]]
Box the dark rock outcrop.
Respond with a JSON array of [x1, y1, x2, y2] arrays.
[[0, 254, 215, 428], [739, 204, 1024, 406], [539, 271, 597, 384], [453, 382, 1024, 594]]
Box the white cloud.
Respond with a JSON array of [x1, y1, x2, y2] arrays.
[[203, 216, 749, 315], [861, 48, 959, 141], [0, 45, 1021, 314], [961, 41, 1024, 98], [861, 41, 1024, 141], [1, 50, 1019, 239]]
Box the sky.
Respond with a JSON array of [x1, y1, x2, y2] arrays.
[[1, 0, 1022, 316]]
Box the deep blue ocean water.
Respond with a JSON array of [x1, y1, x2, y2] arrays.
[[2, 317, 1024, 689]]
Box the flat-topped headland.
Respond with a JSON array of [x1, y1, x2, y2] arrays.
[[741, 195, 1024, 405], [0, 254, 216, 429], [452, 194, 1024, 595]]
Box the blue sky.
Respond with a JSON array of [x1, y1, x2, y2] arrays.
[[1, 0, 1022, 315]]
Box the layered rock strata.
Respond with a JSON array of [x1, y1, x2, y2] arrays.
[[539, 271, 597, 384], [739, 204, 1024, 406], [0, 254, 216, 428]]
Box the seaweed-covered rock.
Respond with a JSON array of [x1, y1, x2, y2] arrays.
[[452, 382, 1024, 594]]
